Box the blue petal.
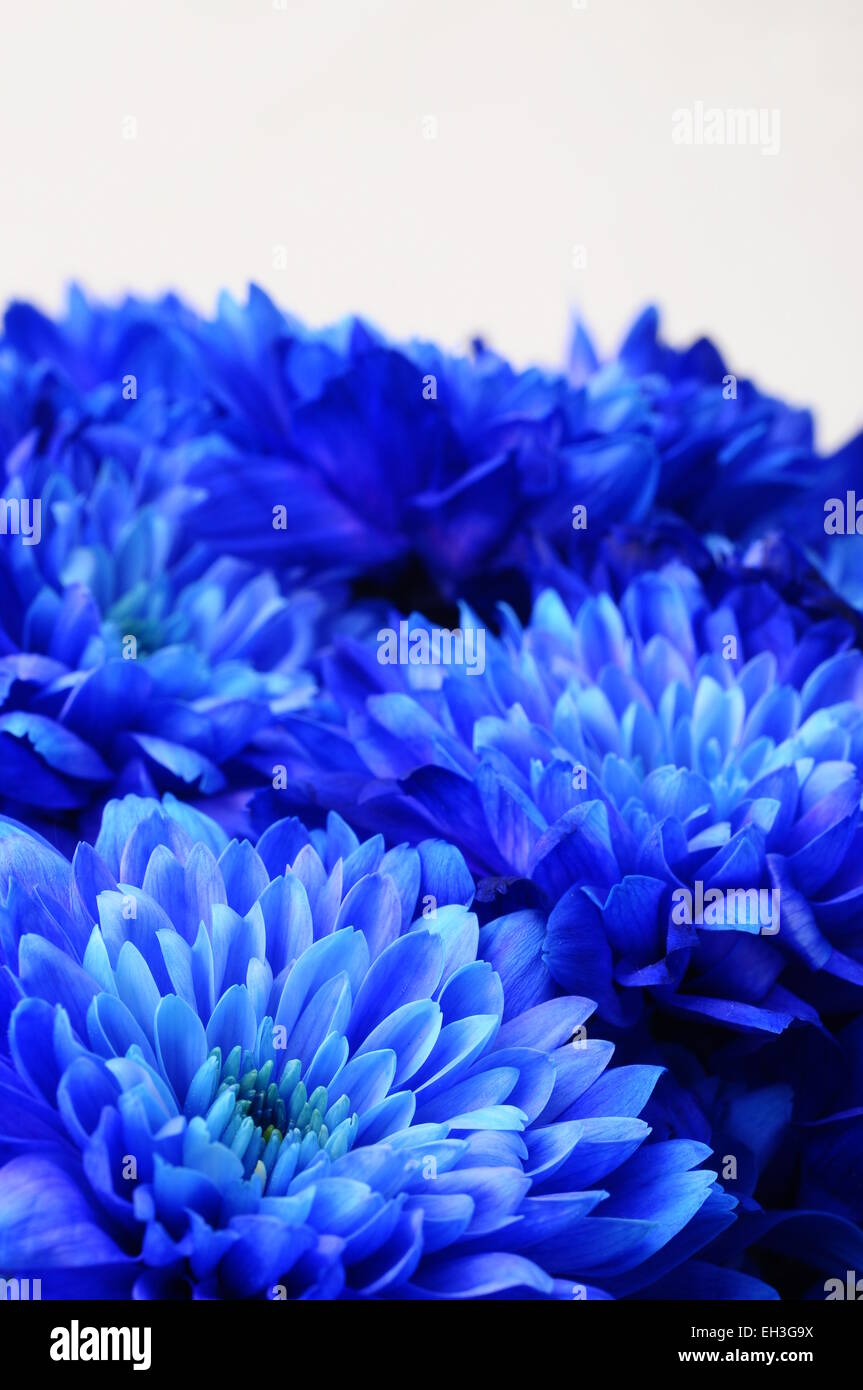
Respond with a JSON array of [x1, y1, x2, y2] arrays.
[[18, 934, 99, 1038], [410, 1251, 553, 1298], [154, 994, 208, 1107], [0, 1155, 128, 1268], [347, 928, 445, 1046]]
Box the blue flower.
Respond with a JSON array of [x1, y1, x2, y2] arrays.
[[596, 308, 863, 610], [7, 290, 863, 629], [0, 796, 737, 1299], [183, 292, 863, 614], [252, 557, 863, 1292], [264, 558, 863, 1042], [0, 297, 326, 841], [177, 293, 863, 614], [162, 294, 662, 609]]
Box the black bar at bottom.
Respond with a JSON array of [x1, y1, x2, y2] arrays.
[[0, 1296, 855, 1376]]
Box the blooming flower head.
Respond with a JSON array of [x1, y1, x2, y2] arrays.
[[184, 293, 863, 616], [248, 551, 863, 1290], [0, 796, 735, 1299], [591, 307, 863, 610], [0, 295, 326, 842], [265, 554, 863, 1047]]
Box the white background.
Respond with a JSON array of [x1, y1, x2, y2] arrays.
[[1, 0, 860, 447]]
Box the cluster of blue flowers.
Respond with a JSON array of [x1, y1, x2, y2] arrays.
[[1, 287, 862, 1300]]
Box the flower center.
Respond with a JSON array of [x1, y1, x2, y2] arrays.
[[200, 1039, 357, 1193]]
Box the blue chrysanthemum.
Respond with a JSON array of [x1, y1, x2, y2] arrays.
[[568, 308, 863, 610], [248, 555, 863, 1291], [264, 557, 863, 1041], [183, 298, 863, 615], [596, 309, 862, 540], [0, 298, 331, 840], [0, 796, 742, 1299], [10, 289, 861, 632]]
